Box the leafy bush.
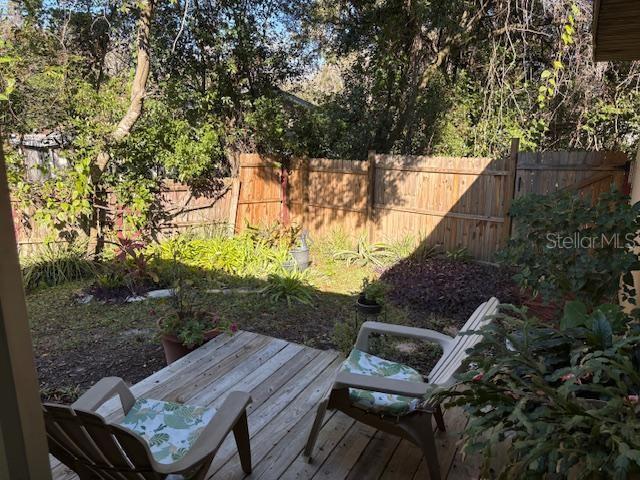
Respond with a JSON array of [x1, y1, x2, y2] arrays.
[[386, 235, 417, 260], [333, 236, 395, 267], [96, 238, 161, 295], [445, 247, 471, 262], [159, 276, 236, 348], [150, 232, 289, 279], [245, 221, 302, 249], [21, 243, 96, 290], [259, 271, 316, 306], [499, 188, 640, 308], [441, 304, 640, 478], [359, 277, 387, 305]]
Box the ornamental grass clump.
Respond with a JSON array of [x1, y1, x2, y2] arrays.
[[440, 303, 640, 479]]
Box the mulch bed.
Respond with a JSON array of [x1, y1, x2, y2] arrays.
[[381, 256, 521, 326], [37, 327, 165, 404]]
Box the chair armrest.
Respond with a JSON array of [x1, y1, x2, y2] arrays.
[[162, 390, 252, 474], [355, 321, 455, 353], [72, 377, 135, 414], [334, 371, 432, 399]]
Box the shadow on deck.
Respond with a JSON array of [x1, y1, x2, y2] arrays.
[[50, 331, 480, 479]]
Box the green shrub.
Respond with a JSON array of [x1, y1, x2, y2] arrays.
[[386, 235, 417, 260], [445, 247, 471, 262], [499, 188, 640, 308], [440, 303, 640, 478], [21, 243, 96, 290], [245, 221, 302, 249], [332, 317, 362, 354], [359, 277, 387, 304], [314, 229, 352, 259], [259, 271, 316, 306], [150, 232, 289, 279]]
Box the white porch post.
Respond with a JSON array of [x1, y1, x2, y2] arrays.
[[0, 144, 51, 478]]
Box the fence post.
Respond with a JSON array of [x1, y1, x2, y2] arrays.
[[280, 165, 290, 226], [228, 178, 241, 235], [301, 157, 310, 229], [366, 151, 377, 242], [503, 138, 520, 244]]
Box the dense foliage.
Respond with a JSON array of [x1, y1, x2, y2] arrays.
[[499, 188, 640, 308], [442, 304, 640, 478], [3, 0, 640, 246]]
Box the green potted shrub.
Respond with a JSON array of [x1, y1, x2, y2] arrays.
[[499, 187, 640, 319], [356, 278, 386, 315], [440, 303, 640, 478], [157, 277, 236, 364]]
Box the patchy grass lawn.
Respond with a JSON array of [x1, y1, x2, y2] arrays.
[[29, 241, 516, 403]]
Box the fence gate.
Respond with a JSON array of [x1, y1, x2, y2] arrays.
[[514, 151, 629, 202]]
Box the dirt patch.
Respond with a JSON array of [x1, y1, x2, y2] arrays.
[[38, 338, 164, 403], [381, 256, 520, 327]]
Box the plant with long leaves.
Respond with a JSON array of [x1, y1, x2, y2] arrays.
[[259, 271, 316, 307], [333, 236, 395, 267]]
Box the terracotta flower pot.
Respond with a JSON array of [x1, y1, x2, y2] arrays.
[[159, 328, 220, 365]]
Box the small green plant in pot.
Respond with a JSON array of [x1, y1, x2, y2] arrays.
[[157, 277, 236, 364], [356, 278, 387, 315]]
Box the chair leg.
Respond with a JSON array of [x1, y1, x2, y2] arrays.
[[405, 416, 441, 480], [233, 411, 252, 474], [434, 404, 446, 432], [303, 396, 329, 462]]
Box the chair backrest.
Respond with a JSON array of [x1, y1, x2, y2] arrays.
[[43, 403, 161, 479], [427, 297, 499, 387]]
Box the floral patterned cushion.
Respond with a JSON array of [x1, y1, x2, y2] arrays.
[[119, 398, 216, 464], [340, 349, 425, 416]]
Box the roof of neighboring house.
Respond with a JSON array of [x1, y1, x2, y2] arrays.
[[593, 0, 640, 61]]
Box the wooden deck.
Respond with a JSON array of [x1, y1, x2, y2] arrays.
[[51, 331, 480, 479]]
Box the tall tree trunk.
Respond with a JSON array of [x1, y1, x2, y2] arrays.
[[87, 0, 154, 255]]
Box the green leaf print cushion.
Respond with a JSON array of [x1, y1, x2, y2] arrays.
[[340, 349, 425, 416], [119, 398, 216, 464]]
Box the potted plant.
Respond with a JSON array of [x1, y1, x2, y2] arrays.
[[157, 277, 236, 364], [356, 278, 386, 315]]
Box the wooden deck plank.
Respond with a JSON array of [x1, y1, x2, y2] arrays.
[[240, 408, 338, 480], [181, 337, 290, 404], [412, 407, 471, 480], [209, 353, 343, 477], [50, 332, 258, 479], [51, 333, 483, 480], [309, 422, 377, 480], [379, 439, 423, 479], [344, 431, 400, 480], [280, 412, 355, 480]]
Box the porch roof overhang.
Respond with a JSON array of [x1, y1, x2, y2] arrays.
[[593, 0, 640, 61]]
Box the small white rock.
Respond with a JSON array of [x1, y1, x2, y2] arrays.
[[125, 295, 146, 303], [77, 294, 94, 304], [146, 289, 174, 299]]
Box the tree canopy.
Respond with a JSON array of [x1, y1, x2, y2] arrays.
[[1, 0, 639, 244]]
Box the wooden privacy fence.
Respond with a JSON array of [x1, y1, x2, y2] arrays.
[[515, 150, 628, 200], [284, 145, 629, 261], [13, 180, 239, 251], [288, 145, 518, 260], [12, 149, 630, 260]]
